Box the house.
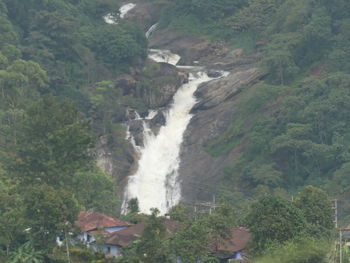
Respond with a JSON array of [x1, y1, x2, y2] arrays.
[[100, 220, 250, 261], [99, 219, 180, 257], [75, 211, 133, 244], [211, 228, 251, 263], [338, 226, 350, 250]]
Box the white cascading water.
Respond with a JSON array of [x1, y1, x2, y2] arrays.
[[145, 23, 158, 39], [148, 49, 181, 66], [105, 4, 229, 214], [123, 71, 214, 214], [103, 3, 136, 24], [119, 3, 136, 18]]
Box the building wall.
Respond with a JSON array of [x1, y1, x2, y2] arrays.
[[105, 226, 128, 233], [77, 232, 95, 244], [91, 244, 122, 257]]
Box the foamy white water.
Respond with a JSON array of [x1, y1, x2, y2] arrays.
[[120, 3, 136, 18], [146, 23, 158, 38], [104, 13, 117, 24], [103, 3, 136, 24], [148, 49, 181, 66], [123, 72, 213, 214]]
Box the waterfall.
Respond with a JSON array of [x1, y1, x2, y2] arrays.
[[148, 49, 181, 66], [103, 3, 136, 24], [119, 3, 136, 18], [123, 70, 214, 214], [103, 8, 229, 214], [146, 23, 158, 39]]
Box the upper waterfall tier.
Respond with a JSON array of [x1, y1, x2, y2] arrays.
[[148, 49, 181, 66], [103, 3, 136, 24]]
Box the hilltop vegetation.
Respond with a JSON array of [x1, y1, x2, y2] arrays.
[[158, 0, 350, 222], [0, 0, 349, 262], [0, 0, 147, 260]]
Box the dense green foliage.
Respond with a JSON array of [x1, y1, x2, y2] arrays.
[[0, 0, 146, 260], [245, 195, 307, 252], [253, 237, 330, 263], [159, 0, 350, 221], [118, 204, 236, 263], [295, 186, 333, 230], [245, 190, 333, 260], [0, 0, 348, 261]]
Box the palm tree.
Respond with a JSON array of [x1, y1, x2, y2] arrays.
[[8, 242, 44, 263]]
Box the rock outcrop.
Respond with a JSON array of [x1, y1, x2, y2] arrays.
[[178, 65, 265, 203], [124, 0, 165, 31], [118, 61, 188, 109], [194, 67, 263, 111], [149, 111, 166, 135], [140, 64, 189, 108]]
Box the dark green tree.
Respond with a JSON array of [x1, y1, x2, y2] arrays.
[[134, 208, 170, 263], [245, 195, 307, 253], [73, 169, 119, 216], [294, 186, 333, 230], [10, 94, 92, 187], [23, 184, 79, 250], [127, 198, 140, 215], [8, 241, 44, 263], [0, 181, 25, 257]]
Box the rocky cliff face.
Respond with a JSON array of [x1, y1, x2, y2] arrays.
[[97, 1, 265, 206], [148, 22, 265, 204], [179, 63, 265, 203], [94, 61, 188, 191], [119, 61, 188, 108]]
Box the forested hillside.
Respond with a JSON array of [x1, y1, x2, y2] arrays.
[[158, 0, 350, 221], [0, 0, 148, 261], [1, 0, 350, 262]]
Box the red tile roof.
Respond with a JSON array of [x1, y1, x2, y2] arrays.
[[105, 219, 180, 247], [75, 211, 132, 232]]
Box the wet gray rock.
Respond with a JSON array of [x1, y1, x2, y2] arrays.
[[128, 120, 144, 147], [178, 62, 265, 204], [194, 67, 264, 111], [140, 63, 188, 108], [128, 120, 143, 133], [94, 136, 137, 195], [124, 0, 165, 32], [149, 111, 166, 135], [178, 69, 264, 203], [150, 111, 166, 127], [133, 133, 144, 147], [207, 70, 222, 78]]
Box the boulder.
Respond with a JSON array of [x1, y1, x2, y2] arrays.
[[193, 68, 265, 111], [207, 70, 222, 78], [149, 111, 166, 135], [128, 120, 143, 134]]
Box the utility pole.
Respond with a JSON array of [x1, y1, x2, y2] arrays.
[[65, 222, 71, 263], [339, 230, 342, 263], [332, 199, 338, 228], [193, 195, 218, 215]]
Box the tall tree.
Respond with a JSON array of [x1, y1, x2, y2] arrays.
[[294, 186, 333, 230], [135, 209, 170, 263], [10, 94, 92, 187], [23, 184, 79, 250], [245, 195, 307, 253]]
